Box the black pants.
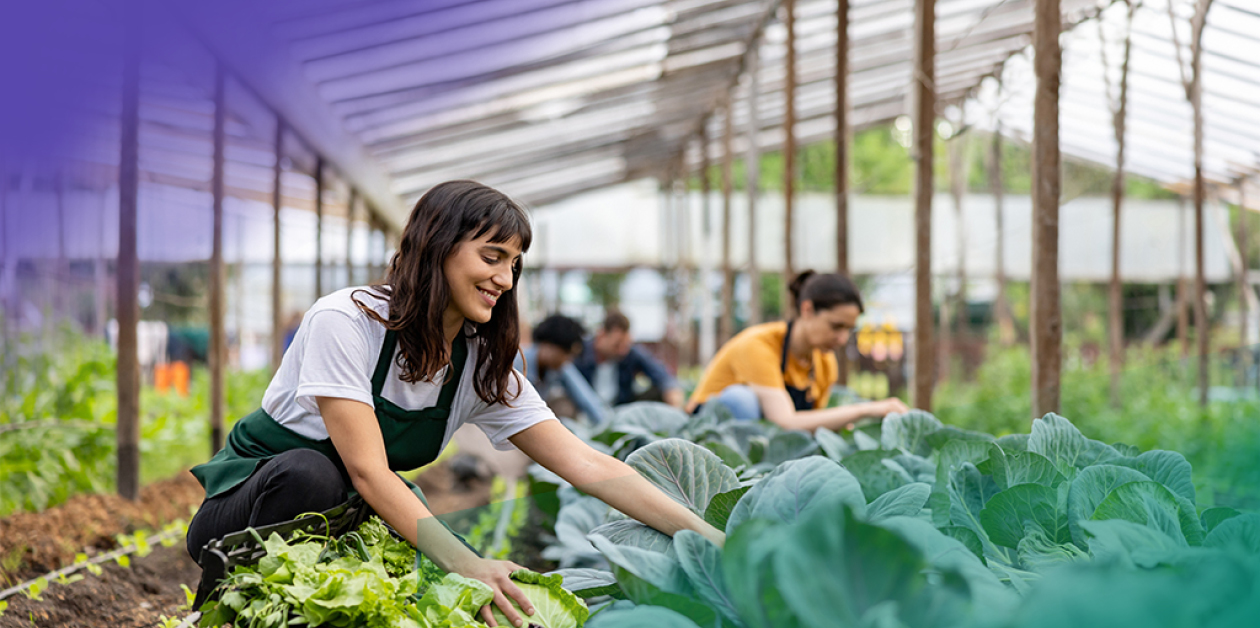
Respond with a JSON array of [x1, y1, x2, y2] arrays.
[[185, 449, 348, 563]]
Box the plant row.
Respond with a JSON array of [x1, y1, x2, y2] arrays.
[[526, 402, 1260, 628]]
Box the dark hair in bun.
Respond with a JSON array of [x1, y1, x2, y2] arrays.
[[787, 270, 864, 316]]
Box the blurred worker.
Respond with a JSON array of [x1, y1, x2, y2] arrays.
[[686, 271, 908, 431], [516, 314, 610, 424], [573, 310, 685, 409]]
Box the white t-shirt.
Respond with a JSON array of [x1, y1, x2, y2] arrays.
[[261, 286, 555, 453]]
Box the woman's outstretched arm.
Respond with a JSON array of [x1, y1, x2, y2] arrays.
[[317, 397, 534, 628], [748, 384, 908, 432], [509, 419, 725, 547]]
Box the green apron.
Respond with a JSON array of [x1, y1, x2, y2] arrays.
[[191, 329, 467, 504]]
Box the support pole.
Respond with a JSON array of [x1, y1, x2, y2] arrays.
[[54, 172, 68, 322], [835, 0, 851, 385], [346, 187, 358, 287], [677, 174, 693, 368], [314, 157, 325, 300], [944, 121, 968, 383], [720, 105, 735, 345], [1239, 179, 1249, 350], [990, 124, 1015, 346], [209, 62, 227, 455], [911, 0, 936, 411], [746, 49, 762, 326], [1031, 0, 1063, 417], [1106, 1, 1134, 408], [365, 215, 376, 283], [1190, 4, 1211, 407], [95, 192, 109, 337], [1179, 197, 1190, 358], [116, 31, 142, 501], [271, 120, 284, 372], [782, 0, 797, 314], [699, 126, 716, 364]]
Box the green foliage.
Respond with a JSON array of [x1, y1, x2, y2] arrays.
[[586, 272, 627, 309], [934, 345, 1260, 509], [491, 570, 591, 628], [198, 517, 479, 628], [0, 327, 271, 516], [545, 401, 1260, 628]]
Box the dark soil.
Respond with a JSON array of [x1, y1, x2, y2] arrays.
[[0, 542, 199, 628], [0, 473, 204, 585], [0, 460, 494, 628]]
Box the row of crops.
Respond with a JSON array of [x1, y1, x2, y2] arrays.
[[1, 330, 269, 516], [199, 401, 1260, 628]]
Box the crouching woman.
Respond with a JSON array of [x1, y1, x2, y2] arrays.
[[687, 271, 907, 431], [186, 181, 723, 627]]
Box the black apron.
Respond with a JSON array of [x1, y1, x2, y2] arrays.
[[191, 329, 466, 502], [781, 321, 816, 411]]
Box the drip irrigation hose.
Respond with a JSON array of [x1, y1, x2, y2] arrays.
[[0, 527, 183, 602]]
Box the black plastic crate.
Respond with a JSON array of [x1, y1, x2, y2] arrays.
[[191, 495, 374, 610]]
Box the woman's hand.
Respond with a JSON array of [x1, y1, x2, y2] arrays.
[[445, 555, 536, 627], [873, 397, 909, 418]]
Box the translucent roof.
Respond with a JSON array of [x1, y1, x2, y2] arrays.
[[57, 0, 1259, 232], [258, 0, 1107, 210]]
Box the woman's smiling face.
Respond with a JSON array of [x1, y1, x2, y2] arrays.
[[443, 230, 523, 324]]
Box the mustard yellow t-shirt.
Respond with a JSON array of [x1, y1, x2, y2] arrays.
[[689, 321, 837, 410]]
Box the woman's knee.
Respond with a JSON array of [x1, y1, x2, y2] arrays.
[[714, 385, 761, 420], [261, 449, 347, 503]]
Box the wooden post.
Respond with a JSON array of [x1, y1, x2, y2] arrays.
[[699, 126, 716, 363], [1240, 180, 1249, 346], [835, 0, 850, 385], [944, 121, 968, 383], [677, 174, 693, 368], [1030, 0, 1063, 418], [95, 192, 109, 337], [314, 157, 325, 300], [54, 172, 68, 322], [720, 105, 735, 344], [1190, 2, 1212, 407], [271, 120, 284, 372], [1168, 0, 1214, 403], [746, 48, 762, 326], [116, 31, 142, 501], [1237, 178, 1249, 384], [782, 0, 797, 314], [1178, 197, 1190, 358], [911, 0, 936, 411], [364, 206, 375, 284], [373, 216, 385, 282], [209, 62, 227, 455], [1105, 0, 1135, 408], [990, 125, 1015, 346], [346, 187, 358, 287]]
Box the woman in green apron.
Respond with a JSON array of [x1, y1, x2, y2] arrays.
[[186, 181, 724, 628]]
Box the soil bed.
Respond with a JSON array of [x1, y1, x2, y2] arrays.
[[0, 460, 494, 627]]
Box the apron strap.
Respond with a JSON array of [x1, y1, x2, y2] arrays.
[[781, 321, 815, 412], [780, 321, 794, 375], [372, 330, 397, 397], [370, 328, 469, 419]]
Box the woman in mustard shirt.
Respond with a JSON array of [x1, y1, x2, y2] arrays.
[[687, 271, 907, 431]]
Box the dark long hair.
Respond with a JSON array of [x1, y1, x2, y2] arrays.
[[787, 270, 864, 316], [353, 180, 532, 406]]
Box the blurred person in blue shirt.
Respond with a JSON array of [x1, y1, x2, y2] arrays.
[[515, 314, 610, 424], [574, 310, 685, 409]]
